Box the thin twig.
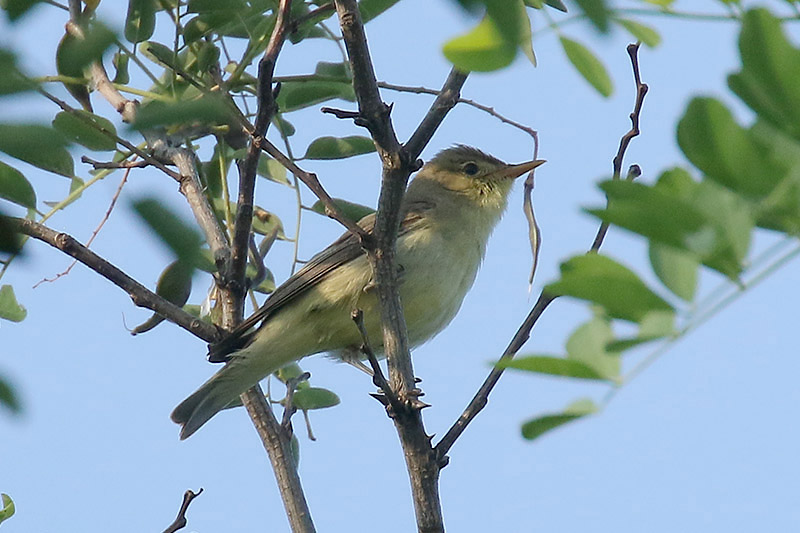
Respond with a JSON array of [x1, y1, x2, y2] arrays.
[[80, 156, 149, 169], [33, 166, 131, 288], [281, 371, 311, 431], [351, 309, 403, 414], [290, 2, 335, 33], [162, 489, 203, 533], [591, 43, 648, 251], [9, 217, 218, 343], [436, 43, 649, 460]]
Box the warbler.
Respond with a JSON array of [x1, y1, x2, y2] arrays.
[[172, 145, 544, 439]]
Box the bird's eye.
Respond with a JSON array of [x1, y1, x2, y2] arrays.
[[463, 162, 479, 176]]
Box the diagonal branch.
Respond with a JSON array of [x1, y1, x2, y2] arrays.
[[435, 43, 649, 460], [9, 217, 218, 343]]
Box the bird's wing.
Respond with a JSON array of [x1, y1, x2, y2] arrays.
[[207, 200, 434, 362]]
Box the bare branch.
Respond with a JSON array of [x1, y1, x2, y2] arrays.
[[9, 217, 218, 343], [351, 309, 403, 414], [281, 371, 311, 431], [436, 43, 650, 460], [162, 489, 203, 533]]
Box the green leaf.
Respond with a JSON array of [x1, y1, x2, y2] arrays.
[[484, 0, 528, 49], [303, 136, 376, 160], [125, 0, 156, 43], [0, 212, 23, 254], [0, 375, 20, 414], [0, 49, 36, 95], [132, 261, 193, 335], [565, 315, 620, 380], [310, 198, 375, 223], [443, 17, 517, 72], [2, 0, 44, 21], [292, 387, 340, 410], [276, 80, 355, 112], [359, 0, 402, 22], [139, 40, 177, 68], [649, 242, 698, 301], [0, 161, 35, 208], [252, 267, 276, 294], [112, 51, 130, 84], [606, 310, 675, 352], [251, 207, 287, 239], [545, 0, 568, 11], [677, 97, 784, 199], [314, 61, 351, 81], [728, 8, 800, 141], [521, 398, 597, 440], [560, 36, 612, 97], [575, 0, 609, 32], [498, 355, 607, 381], [257, 157, 290, 186], [55, 22, 117, 75], [132, 198, 203, 265], [0, 124, 73, 177], [52, 110, 117, 151], [0, 284, 26, 322], [0, 493, 15, 525], [616, 18, 661, 48], [545, 254, 673, 323], [132, 95, 233, 130]]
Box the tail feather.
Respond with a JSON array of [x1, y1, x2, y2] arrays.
[[171, 358, 257, 439]]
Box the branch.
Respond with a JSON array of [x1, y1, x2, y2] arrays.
[[351, 309, 403, 414], [435, 43, 649, 460], [231, 0, 294, 315], [9, 217, 218, 343], [162, 489, 203, 533]]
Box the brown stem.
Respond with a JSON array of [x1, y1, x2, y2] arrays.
[[436, 43, 650, 460], [162, 489, 203, 533], [9, 217, 218, 343]]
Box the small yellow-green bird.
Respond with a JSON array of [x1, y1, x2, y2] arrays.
[[172, 145, 544, 439]]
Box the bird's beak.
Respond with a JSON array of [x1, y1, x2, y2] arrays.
[[498, 159, 546, 180]]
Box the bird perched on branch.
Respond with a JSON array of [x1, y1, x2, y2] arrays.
[[171, 145, 544, 439]]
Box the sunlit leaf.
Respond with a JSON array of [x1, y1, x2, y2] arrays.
[[0, 284, 26, 322], [0, 124, 73, 177], [616, 18, 661, 47], [443, 17, 517, 72], [605, 310, 676, 352], [649, 242, 699, 301], [560, 36, 612, 97], [521, 398, 598, 440], [565, 315, 620, 380], [498, 355, 607, 381], [545, 254, 673, 323], [0, 161, 35, 208], [0, 493, 15, 524], [303, 136, 376, 160]]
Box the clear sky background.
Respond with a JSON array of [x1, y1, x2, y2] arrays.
[[2, 0, 800, 531]]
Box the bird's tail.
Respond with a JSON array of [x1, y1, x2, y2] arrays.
[[171, 358, 258, 440]]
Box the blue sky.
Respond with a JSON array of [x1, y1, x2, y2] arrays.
[[2, 0, 800, 531]]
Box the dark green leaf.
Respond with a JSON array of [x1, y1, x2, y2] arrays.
[[276, 80, 355, 112], [56, 22, 116, 75], [498, 355, 607, 380], [0, 212, 23, 254], [139, 40, 178, 69], [125, 0, 156, 43], [649, 242, 698, 301], [52, 110, 117, 151], [677, 97, 784, 199], [252, 268, 276, 294], [132, 95, 233, 130], [0, 124, 73, 177], [575, 0, 609, 32], [0, 161, 35, 208], [358, 0, 402, 22], [2, 0, 44, 21], [292, 387, 340, 410], [521, 398, 597, 440], [616, 18, 661, 47], [728, 8, 800, 141], [484, 0, 528, 48], [314, 61, 351, 81], [0, 493, 15, 524], [443, 17, 517, 72], [310, 198, 375, 223], [112, 51, 130, 84], [545, 254, 673, 323], [560, 36, 612, 97], [0, 284, 26, 322], [0, 49, 36, 95], [132, 198, 203, 265], [303, 136, 376, 160], [545, 0, 567, 11], [0, 376, 20, 414], [132, 261, 193, 335], [565, 315, 620, 380]]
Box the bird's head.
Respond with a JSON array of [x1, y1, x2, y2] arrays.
[[411, 145, 545, 210]]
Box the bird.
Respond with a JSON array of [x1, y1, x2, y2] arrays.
[[171, 145, 545, 439]]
